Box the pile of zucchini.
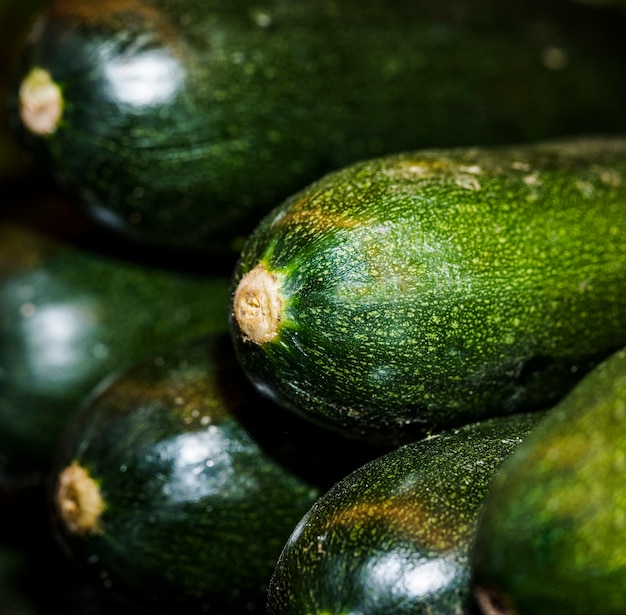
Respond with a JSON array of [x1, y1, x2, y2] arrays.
[[1, 0, 626, 613]]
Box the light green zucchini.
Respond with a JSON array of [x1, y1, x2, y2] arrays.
[[230, 135, 626, 444]]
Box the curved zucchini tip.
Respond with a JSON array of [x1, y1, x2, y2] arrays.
[[55, 461, 105, 536], [233, 263, 283, 344], [18, 67, 63, 136]]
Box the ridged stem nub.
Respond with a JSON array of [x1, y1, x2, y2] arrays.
[[233, 264, 283, 345], [19, 67, 63, 136], [55, 461, 105, 535]]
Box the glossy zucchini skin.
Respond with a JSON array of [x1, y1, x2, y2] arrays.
[[266, 411, 545, 615], [0, 196, 232, 479], [10, 0, 626, 250], [230, 135, 626, 445], [470, 347, 626, 615], [50, 334, 387, 613]]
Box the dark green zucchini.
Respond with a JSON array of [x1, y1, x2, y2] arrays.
[[230, 135, 626, 445], [266, 411, 545, 615], [0, 194, 232, 480], [470, 347, 626, 615], [9, 0, 626, 250], [50, 334, 387, 613]]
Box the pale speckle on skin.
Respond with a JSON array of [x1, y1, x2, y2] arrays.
[[541, 46, 570, 70], [511, 161, 531, 172], [575, 179, 595, 198], [19, 302, 37, 318], [455, 175, 481, 191], [459, 165, 482, 175], [250, 8, 272, 27], [597, 167, 623, 187]]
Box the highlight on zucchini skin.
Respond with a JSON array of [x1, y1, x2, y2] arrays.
[[230, 135, 626, 445], [9, 0, 626, 250], [266, 412, 546, 615]]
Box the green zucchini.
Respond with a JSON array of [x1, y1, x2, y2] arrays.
[[230, 135, 626, 445], [10, 0, 626, 250], [50, 334, 386, 613], [266, 411, 545, 615], [470, 347, 626, 615], [0, 194, 232, 480]]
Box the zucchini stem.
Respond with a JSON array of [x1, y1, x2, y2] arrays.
[[233, 264, 282, 344], [19, 67, 63, 136], [55, 461, 104, 535]]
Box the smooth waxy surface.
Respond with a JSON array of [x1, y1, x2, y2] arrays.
[[51, 334, 387, 613], [231, 135, 626, 444], [266, 412, 545, 615], [10, 0, 626, 249], [471, 348, 626, 615]]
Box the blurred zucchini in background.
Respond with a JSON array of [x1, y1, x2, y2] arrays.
[[50, 334, 388, 613], [230, 135, 626, 445], [0, 192, 232, 482], [9, 0, 626, 250]]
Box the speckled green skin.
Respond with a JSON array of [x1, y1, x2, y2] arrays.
[[266, 411, 545, 615], [0, 204, 231, 479], [470, 347, 626, 615], [231, 135, 626, 445], [10, 0, 626, 250], [51, 334, 387, 614]]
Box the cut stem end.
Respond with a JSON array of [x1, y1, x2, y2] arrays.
[[55, 461, 105, 536], [19, 67, 63, 136], [233, 264, 283, 345]]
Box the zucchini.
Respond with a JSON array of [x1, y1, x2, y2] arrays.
[[10, 0, 626, 250], [50, 334, 387, 613], [470, 347, 626, 615], [230, 135, 626, 445], [266, 411, 545, 615], [0, 194, 232, 480]]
